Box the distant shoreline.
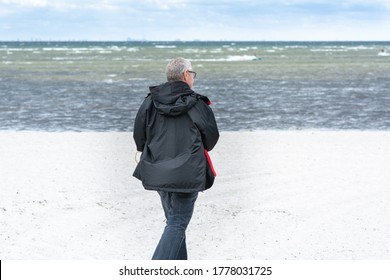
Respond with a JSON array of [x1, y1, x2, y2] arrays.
[[2, 40, 390, 43]]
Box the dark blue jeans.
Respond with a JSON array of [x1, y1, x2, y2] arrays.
[[152, 191, 198, 260]]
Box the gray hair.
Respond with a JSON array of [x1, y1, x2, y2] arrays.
[[165, 57, 192, 82]]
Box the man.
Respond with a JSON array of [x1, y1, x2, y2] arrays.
[[133, 57, 219, 260]]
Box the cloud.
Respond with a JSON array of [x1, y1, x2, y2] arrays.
[[2, 0, 390, 14], [1, 0, 389, 40], [0, 0, 78, 11], [142, 0, 188, 10], [0, 0, 186, 11], [0, 0, 47, 6]]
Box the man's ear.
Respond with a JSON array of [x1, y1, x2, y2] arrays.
[[182, 70, 188, 82]]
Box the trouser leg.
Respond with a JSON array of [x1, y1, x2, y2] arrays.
[[152, 191, 198, 260]]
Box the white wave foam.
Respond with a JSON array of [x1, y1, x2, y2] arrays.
[[345, 46, 375, 51], [43, 48, 71, 51], [127, 48, 139, 52], [192, 55, 257, 62], [210, 48, 223, 53], [310, 48, 347, 52], [155, 45, 176, 48], [2, 48, 37, 52], [225, 55, 257, 61]]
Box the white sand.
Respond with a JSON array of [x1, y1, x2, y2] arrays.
[[1, 131, 390, 260]]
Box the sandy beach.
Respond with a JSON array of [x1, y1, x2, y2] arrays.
[[1, 130, 390, 260]]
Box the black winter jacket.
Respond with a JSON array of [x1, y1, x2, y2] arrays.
[[133, 81, 219, 193]]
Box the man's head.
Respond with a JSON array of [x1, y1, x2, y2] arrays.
[[166, 57, 196, 88]]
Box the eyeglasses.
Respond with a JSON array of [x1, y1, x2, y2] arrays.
[[187, 70, 197, 79]]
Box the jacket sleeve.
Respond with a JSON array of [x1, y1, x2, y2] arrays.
[[189, 99, 219, 151], [133, 96, 151, 152]]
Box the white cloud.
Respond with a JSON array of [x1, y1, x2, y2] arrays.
[[0, 0, 172, 10], [0, 0, 79, 9], [142, 0, 188, 9], [0, 0, 47, 6], [2, 0, 390, 12], [1, 0, 389, 40]]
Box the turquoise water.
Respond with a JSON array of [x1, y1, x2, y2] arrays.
[[1, 41, 390, 131]]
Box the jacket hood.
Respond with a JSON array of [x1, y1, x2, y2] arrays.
[[150, 81, 198, 116]]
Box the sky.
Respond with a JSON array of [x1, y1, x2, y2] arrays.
[[0, 0, 390, 41]]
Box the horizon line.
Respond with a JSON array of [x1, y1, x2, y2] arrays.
[[1, 39, 390, 43]]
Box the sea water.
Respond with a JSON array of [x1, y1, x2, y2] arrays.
[[1, 41, 389, 131]]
